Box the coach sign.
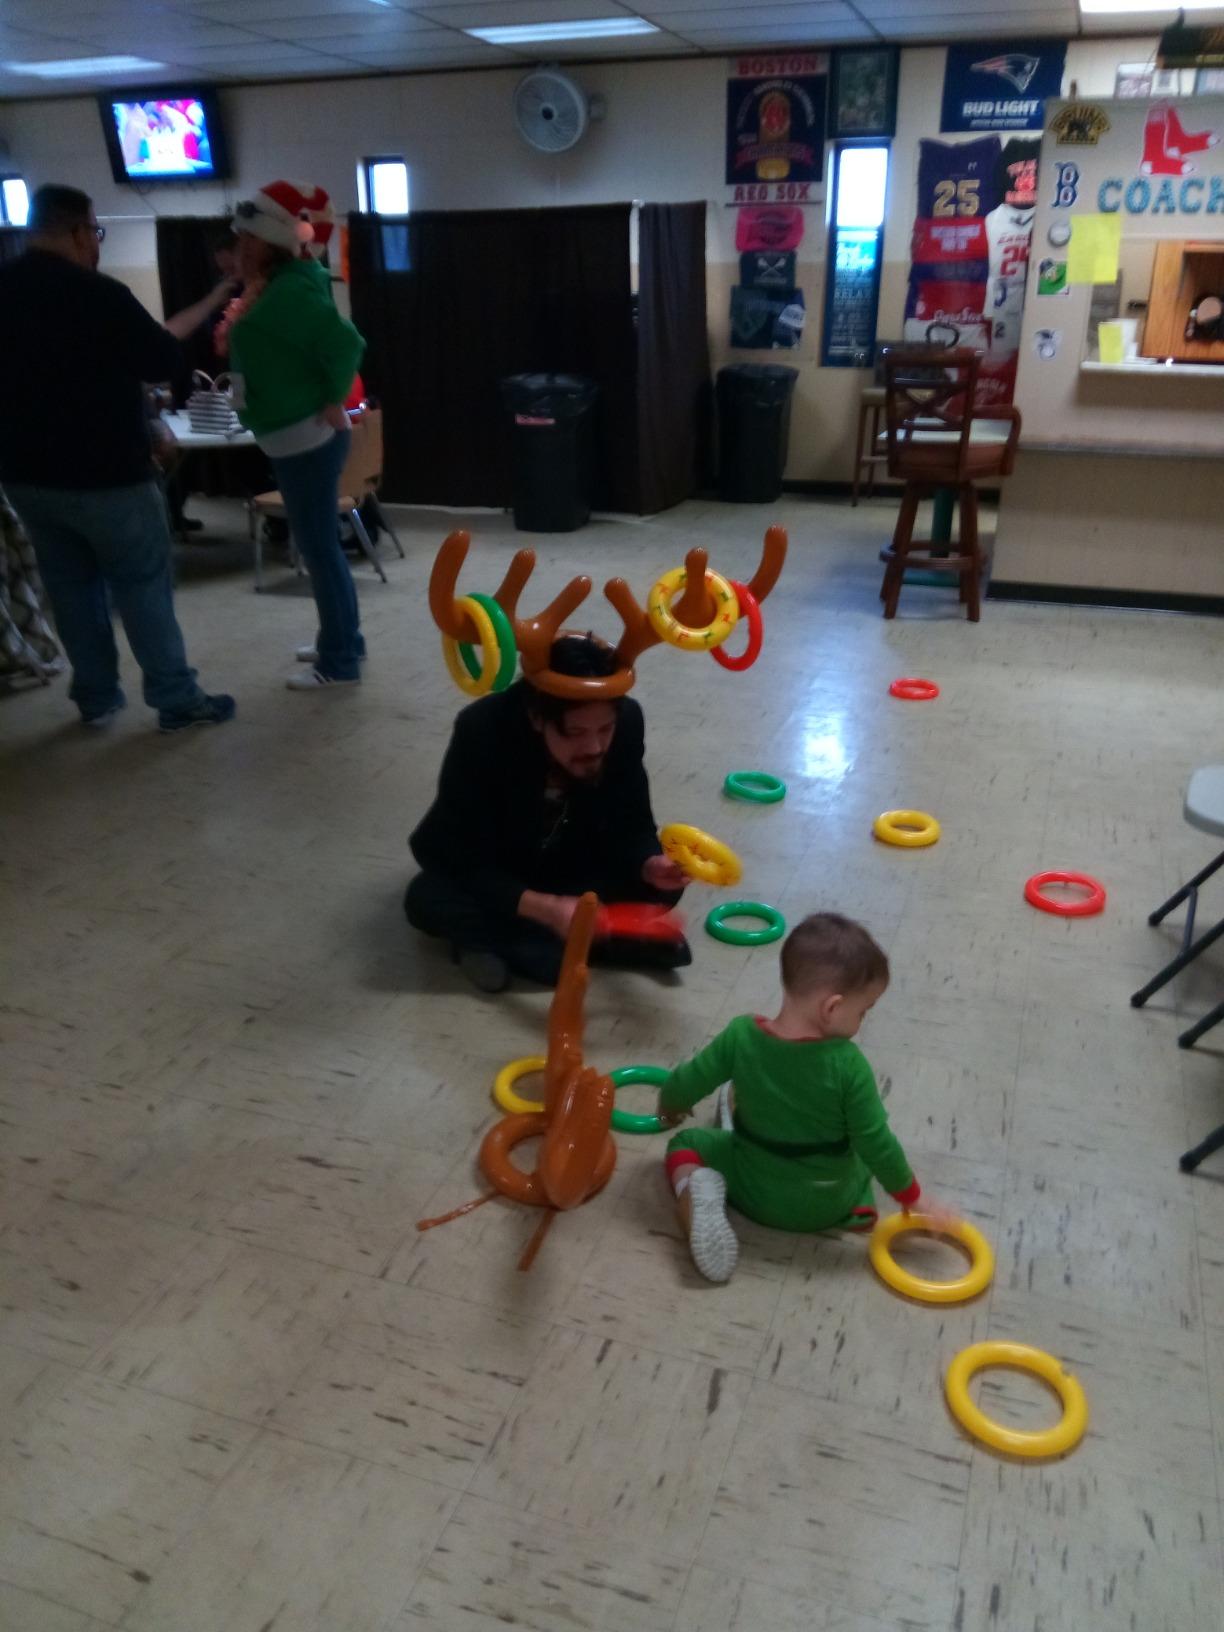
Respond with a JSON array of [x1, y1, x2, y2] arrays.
[[941, 38, 1067, 133]]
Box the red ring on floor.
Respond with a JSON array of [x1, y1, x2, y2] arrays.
[[1024, 871, 1107, 918], [889, 677, 939, 701]]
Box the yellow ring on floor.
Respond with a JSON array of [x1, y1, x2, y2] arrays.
[[492, 1055, 547, 1115], [873, 809, 941, 848], [868, 1211, 994, 1304], [945, 1341, 1089, 1459]]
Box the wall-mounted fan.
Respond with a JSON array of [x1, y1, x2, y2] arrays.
[[514, 68, 597, 154]]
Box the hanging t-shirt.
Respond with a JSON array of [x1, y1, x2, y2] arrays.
[[984, 204, 1036, 336], [914, 136, 1002, 222], [997, 137, 1041, 209]]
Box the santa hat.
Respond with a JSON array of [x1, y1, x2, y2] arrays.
[[233, 180, 331, 256]]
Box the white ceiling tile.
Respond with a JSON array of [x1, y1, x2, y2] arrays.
[[858, 0, 1070, 13], [680, 19, 875, 43], [654, 2, 859, 26], [1079, 5, 1224, 28], [171, 39, 349, 62], [245, 11, 445, 39], [876, 12, 1073, 41], [84, 22, 261, 48], [191, 0, 394, 16], [295, 27, 469, 52], [334, 40, 516, 64], [416, 0, 637, 26]]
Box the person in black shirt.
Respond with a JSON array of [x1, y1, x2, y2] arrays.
[[406, 635, 692, 991], [0, 185, 235, 730]]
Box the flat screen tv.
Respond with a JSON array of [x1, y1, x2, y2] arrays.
[[99, 87, 231, 184]]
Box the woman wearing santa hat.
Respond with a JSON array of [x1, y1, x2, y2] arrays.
[[229, 181, 367, 690]]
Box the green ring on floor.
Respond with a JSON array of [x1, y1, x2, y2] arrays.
[[458, 592, 518, 691], [610, 1064, 671, 1134], [705, 901, 787, 947], [723, 770, 787, 804]]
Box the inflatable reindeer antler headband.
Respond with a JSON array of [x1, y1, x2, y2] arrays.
[[429, 525, 788, 700]]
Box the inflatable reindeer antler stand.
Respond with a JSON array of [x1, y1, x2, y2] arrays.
[[418, 894, 617, 1269], [428, 523, 788, 698]]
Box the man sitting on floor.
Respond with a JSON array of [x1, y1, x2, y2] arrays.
[[405, 634, 691, 991]]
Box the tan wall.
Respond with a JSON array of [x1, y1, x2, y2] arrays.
[[0, 36, 1160, 485]]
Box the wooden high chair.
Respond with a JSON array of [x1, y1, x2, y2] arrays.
[[877, 346, 1021, 622]]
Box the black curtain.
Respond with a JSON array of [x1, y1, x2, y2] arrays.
[[155, 216, 225, 397], [349, 204, 638, 509], [154, 215, 268, 498], [0, 229, 27, 266], [636, 203, 710, 513]]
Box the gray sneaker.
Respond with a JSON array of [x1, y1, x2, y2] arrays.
[[686, 1168, 739, 1284]]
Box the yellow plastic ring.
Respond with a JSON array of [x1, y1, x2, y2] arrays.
[[646, 566, 740, 652], [868, 1211, 995, 1304], [443, 594, 501, 697], [659, 822, 744, 887], [873, 809, 941, 848], [492, 1055, 547, 1115], [945, 1341, 1089, 1459]]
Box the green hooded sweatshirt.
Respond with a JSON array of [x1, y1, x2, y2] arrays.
[[229, 258, 365, 439]]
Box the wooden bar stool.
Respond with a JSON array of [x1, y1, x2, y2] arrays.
[[878, 346, 1021, 622], [851, 386, 887, 505]]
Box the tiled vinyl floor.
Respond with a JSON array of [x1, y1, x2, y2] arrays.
[[1, 494, 1222, 1632]]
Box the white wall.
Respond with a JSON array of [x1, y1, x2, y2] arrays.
[[0, 36, 1162, 484]]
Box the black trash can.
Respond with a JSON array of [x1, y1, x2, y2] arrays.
[[716, 364, 798, 503], [501, 373, 599, 532]]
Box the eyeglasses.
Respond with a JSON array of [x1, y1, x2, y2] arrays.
[[234, 201, 257, 221], [79, 222, 105, 242]]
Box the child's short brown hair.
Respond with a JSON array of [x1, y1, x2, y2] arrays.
[[780, 912, 889, 998]]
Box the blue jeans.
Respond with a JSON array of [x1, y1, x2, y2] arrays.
[[8, 480, 203, 717], [270, 429, 363, 681]]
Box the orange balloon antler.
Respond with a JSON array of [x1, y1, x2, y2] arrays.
[[428, 525, 788, 701], [478, 892, 617, 1216]]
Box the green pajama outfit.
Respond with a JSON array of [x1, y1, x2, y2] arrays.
[[662, 1014, 919, 1233]]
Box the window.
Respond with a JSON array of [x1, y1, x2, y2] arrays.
[[821, 142, 889, 368], [0, 176, 29, 227], [834, 145, 888, 230], [358, 156, 409, 216]]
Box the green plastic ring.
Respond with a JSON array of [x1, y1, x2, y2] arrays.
[[458, 592, 517, 691], [724, 770, 787, 804], [705, 901, 787, 946], [610, 1064, 671, 1134]]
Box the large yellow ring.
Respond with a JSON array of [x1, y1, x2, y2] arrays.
[[868, 1211, 994, 1304], [945, 1341, 1089, 1459], [660, 822, 743, 887], [646, 566, 740, 652], [442, 594, 500, 697], [873, 809, 941, 848], [492, 1055, 547, 1115]]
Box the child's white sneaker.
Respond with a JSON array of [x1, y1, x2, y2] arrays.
[[686, 1168, 739, 1284]]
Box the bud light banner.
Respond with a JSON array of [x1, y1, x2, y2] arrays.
[[941, 38, 1067, 132], [725, 53, 828, 192]]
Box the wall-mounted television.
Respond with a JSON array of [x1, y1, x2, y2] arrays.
[[99, 87, 231, 184]]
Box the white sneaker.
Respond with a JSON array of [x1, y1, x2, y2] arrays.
[[285, 669, 360, 691], [295, 645, 318, 663], [686, 1168, 738, 1284]]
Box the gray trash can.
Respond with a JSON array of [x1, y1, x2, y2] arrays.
[[501, 373, 599, 531], [717, 364, 798, 503]]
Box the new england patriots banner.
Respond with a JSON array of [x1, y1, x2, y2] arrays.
[[941, 39, 1067, 132]]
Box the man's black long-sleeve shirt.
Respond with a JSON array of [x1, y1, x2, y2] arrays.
[[410, 683, 664, 917], [0, 249, 182, 489]]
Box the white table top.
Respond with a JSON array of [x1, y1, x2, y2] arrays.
[[163, 410, 256, 451], [875, 421, 1012, 448]]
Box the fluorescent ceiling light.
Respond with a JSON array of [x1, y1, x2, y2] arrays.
[[2, 55, 167, 78], [466, 18, 659, 44], [1080, 0, 1221, 10]]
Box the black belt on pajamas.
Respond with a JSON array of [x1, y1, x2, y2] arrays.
[[732, 1112, 850, 1159]]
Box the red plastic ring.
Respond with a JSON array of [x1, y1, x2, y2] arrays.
[[1024, 871, 1107, 918], [890, 677, 940, 701], [711, 580, 763, 672]]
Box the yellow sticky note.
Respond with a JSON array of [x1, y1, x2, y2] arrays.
[[1098, 321, 1125, 365], [1067, 214, 1122, 285]]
